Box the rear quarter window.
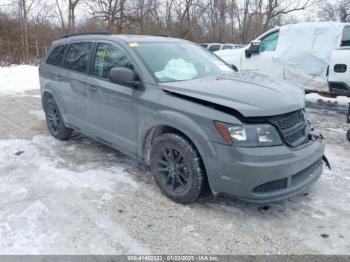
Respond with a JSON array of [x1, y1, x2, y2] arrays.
[[46, 45, 66, 66], [63, 42, 93, 73], [341, 27, 350, 47]]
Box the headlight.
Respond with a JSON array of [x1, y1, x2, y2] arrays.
[[214, 121, 283, 147]]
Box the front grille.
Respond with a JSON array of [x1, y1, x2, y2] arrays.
[[253, 178, 287, 193], [268, 110, 309, 147], [286, 128, 305, 145]]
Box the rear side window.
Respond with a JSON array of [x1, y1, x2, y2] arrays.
[[46, 45, 66, 65], [341, 27, 350, 47], [209, 45, 221, 52], [93, 42, 133, 79], [63, 42, 93, 73]]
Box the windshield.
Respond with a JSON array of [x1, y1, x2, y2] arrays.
[[132, 42, 234, 83]]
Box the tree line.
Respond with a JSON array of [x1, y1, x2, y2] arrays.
[[0, 0, 348, 64]]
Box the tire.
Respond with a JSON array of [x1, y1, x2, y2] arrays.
[[150, 133, 206, 204], [44, 98, 73, 140], [347, 129, 350, 142]]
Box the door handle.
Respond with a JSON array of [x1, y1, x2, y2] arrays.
[[54, 75, 62, 81], [88, 85, 98, 91]]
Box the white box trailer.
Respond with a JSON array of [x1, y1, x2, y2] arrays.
[[215, 22, 350, 97]]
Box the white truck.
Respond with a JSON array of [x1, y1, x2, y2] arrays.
[[215, 22, 350, 97]]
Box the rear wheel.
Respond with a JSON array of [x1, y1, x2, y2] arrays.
[[347, 129, 350, 142], [150, 133, 206, 204], [44, 98, 73, 140]]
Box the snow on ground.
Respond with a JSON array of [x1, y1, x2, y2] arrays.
[[0, 65, 39, 95], [29, 110, 46, 121], [0, 135, 149, 254]]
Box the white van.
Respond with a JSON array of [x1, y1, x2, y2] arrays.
[[200, 43, 244, 52], [216, 22, 350, 97]]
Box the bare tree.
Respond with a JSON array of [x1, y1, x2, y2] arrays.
[[86, 0, 126, 32], [68, 0, 81, 32], [56, 0, 66, 30], [318, 0, 350, 22]]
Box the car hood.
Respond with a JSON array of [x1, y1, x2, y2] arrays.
[[160, 72, 305, 117]]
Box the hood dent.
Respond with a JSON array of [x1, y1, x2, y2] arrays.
[[160, 73, 305, 117]]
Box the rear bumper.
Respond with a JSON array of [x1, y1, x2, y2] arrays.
[[329, 82, 350, 97], [204, 137, 325, 203]]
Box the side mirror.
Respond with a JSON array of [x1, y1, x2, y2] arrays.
[[109, 67, 141, 88], [245, 40, 261, 58]]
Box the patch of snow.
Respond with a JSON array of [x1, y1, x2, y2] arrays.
[[324, 127, 347, 134], [306, 93, 350, 106], [0, 65, 39, 96]]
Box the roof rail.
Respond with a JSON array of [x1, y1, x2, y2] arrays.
[[59, 31, 112, 39]]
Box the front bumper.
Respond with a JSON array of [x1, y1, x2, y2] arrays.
[[204, 137, 325, 203]]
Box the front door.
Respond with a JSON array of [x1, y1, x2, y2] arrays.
[[86, 41, 139, 155], [242, 30, 284, 78]]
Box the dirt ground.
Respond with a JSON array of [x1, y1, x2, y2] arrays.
[[0, 89, 349, 255]]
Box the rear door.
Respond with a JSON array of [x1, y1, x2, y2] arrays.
[[61, 41, 94, 130], [86, 41, 139, 155]]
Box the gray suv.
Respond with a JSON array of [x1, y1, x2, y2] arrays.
[[39, 32, 325, 204]]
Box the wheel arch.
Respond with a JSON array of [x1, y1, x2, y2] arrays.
[[138, 111, 217, 169], [41, 90, 54, 109], [41, 87, 69, 124]]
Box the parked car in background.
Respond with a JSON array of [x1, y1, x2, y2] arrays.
[[200, 43, 245, 52], [215, 22, 350, 97], [40, 33, 325, 204]]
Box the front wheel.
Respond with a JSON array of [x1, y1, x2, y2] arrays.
[[44, 98, 73, 140], [150, 133, 206, 204]]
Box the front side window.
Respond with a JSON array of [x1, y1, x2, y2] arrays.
[[260, 31, 279, 52], [63, 42, 93, 73], [93, 43, 133, 79], [46, 45, 66, 65], [133, 42, 233, 83]]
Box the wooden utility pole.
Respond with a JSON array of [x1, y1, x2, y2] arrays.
[[19, 0, 29, 63]]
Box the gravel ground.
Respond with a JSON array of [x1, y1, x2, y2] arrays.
[[0, 89, 350, 255]]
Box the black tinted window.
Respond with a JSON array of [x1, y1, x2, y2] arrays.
[[341, 27, 350, 46], [46, 45, 66, 65], [93, 43, 133, 79], [209, 45, 220, 52], [63, 42, 93, 73]]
